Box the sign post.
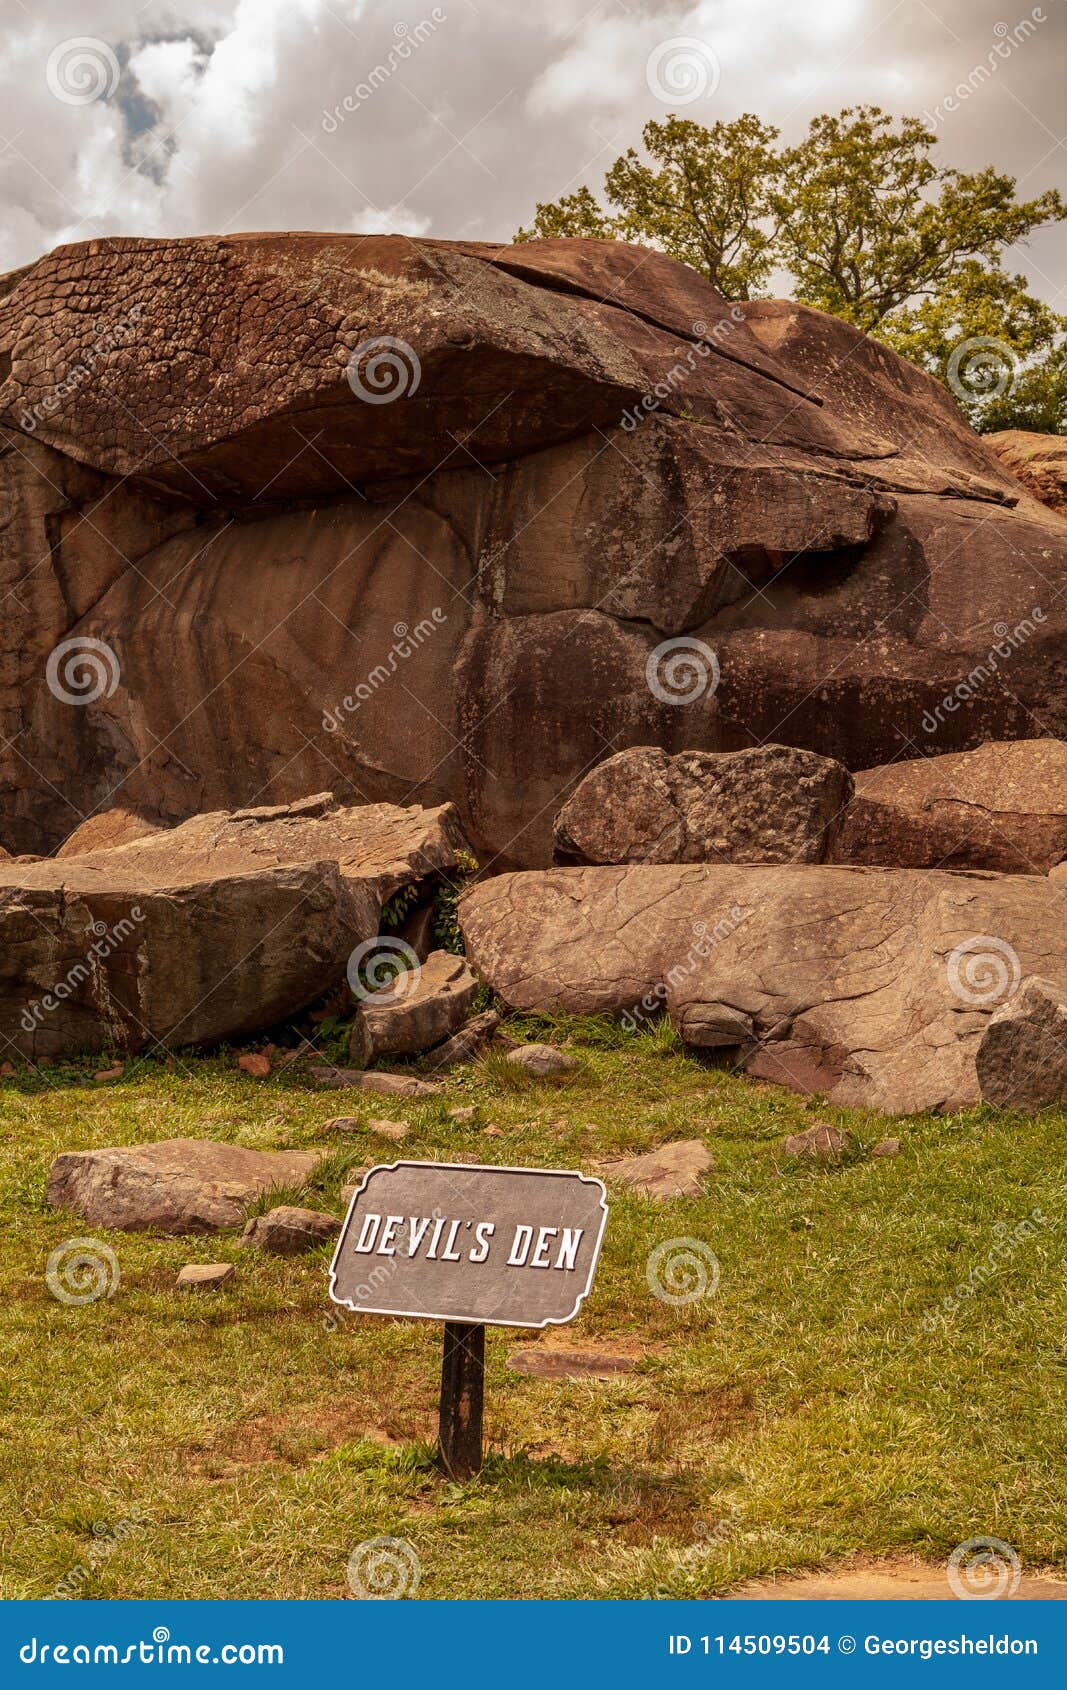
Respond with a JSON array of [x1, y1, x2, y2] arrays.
[[329, 1160, 609, 1480]]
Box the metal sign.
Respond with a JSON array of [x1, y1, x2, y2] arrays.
[[329, 1160, 609, 1329]]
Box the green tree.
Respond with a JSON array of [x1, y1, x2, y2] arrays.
[[516, 105, 1066, 430], [877, 259, 1066, 431], [517, 114, 781, 299]]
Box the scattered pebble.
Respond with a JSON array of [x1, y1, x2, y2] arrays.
[[449, 1105, 478, 1123], [872, 1138, 901, 1158], [506, 1043, 579, 1078], [93, 1062, 124, 1082], [323, 1115, 363, 1135], [237, 1053, 271, 1078], [482, 1125, 504, 1139]]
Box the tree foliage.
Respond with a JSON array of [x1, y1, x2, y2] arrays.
[[516, 106, 1066, 431]]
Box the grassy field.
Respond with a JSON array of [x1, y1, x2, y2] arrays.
[[1, 1017, 1065, 1600]]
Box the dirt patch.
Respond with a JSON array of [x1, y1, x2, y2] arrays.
[[726, 1556, 1067, 1600]]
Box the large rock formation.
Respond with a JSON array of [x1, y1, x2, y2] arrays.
[[459, 863, 1067, 1115], [831, 740, 1067, 874], [1, 793, 469, 1058], [1, 234, 1065, 865], [988, 430, 1067, 517]]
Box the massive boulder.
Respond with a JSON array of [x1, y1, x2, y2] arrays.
[[459, 864, 1067, 1115], [554, 744, 852, 865], [1, 794, 469, 1058], [989, 430, 1067, 518], [1, 234, 1065, 865], [2, 238, 1067, 872], [831, 740, 1067, 874]]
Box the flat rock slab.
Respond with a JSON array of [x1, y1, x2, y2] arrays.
[[783, 1123, 852, 1159], [47, 1138, 323, 1233], [0, 794, 471, 1060], [727, 1559, 1067, 1601], [555, 744, 851, 866], [602, 1140, 714, 1198], [354, 949, 478, 1059], [241, 1205, 341, 1254], [507, 1348, 637, 1380], [310, 1065, 443, 1098], [176, 1262, 234, 1291], [460, 862, 1067, 1114], [832, 740, 1067, 874]]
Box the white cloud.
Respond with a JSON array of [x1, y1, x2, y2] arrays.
[[0, 0, 1061, 303]]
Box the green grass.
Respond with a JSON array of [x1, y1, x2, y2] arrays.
[[1, 1021, 1065, 1599]]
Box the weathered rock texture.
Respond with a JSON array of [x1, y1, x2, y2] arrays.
[[47, 1139, 322, 1232], [555, 744, 852, 864], [988, 430, 1067, 517], [0, 793, 469, 1058], [832, 740, 1067, 874], [459, 864, 1067, 1115], [349, 948, 477, 1062], [975, 977, 1067, 1108], [1, 235, 1064, 865]]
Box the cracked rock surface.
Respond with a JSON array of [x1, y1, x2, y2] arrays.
[[459, 862, 1067, 1114], [1, 235, 1064, 865]]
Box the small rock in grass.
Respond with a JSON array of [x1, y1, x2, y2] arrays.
[[94, 1062, 124, 1082], [241, 1205, 341, 1255], [603, 1139, 713, 1198], [0, 1060, 14, 1077], [506, 1043, 579, 1079], [368, 1118, 409, 1142], [237, 1052, 271, 1078], [783, 1123, 851, 1160], [176, 1263, 234, 1291], [310, 1064, 442, 1098], [323, 1116, 363, 1135], [424, 1010, 500, 1071], [449, 1105, 478, 1123], [482, 1125, 504, 1139], [872, 1138, 901, 1158]]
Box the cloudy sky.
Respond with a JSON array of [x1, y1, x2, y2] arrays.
[[2, 0, 1064, 302]]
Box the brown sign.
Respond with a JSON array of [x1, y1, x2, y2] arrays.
[[329, 1160, 609, 1329]]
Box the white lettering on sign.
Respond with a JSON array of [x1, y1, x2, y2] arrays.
[[352, 1211, 584, 1270]]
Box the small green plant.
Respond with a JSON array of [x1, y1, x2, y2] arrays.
[[432, 850, 480, 954], [379, 884, 421, 930]]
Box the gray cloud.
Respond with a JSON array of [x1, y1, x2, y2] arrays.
[[1, 0, 1063, 302]]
